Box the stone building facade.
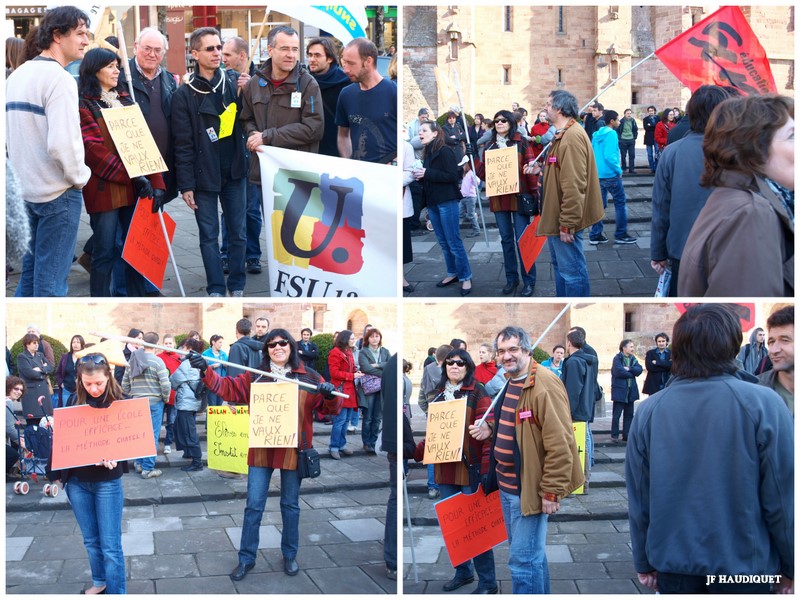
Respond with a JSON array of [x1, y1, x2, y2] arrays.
[[402, 5, 794, 125]]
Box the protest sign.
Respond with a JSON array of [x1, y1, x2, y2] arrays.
[[207, 406, 250, 474], [484, 146, 519, 197], [572, 421, 586, 495], [435, 484, 507, 567], [101, 104, 167, 177], [257, 147, 397, 297], [51, 398, 156, 470], [121, 197, 177, 289], [519, 216, 547, 272], [423, 398, 467, 464], [249, 382, 299, 448]]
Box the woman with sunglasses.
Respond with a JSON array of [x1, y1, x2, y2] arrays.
[[56, 335, 85, 409], [414, 121, 473, 295], [413, 348, 497, 593], [49, 353, 127, 594], [476, 110, 539, 297], [187, 330, 336, 580], [78, 48, 166, 297], [327, 330, 364, 459]]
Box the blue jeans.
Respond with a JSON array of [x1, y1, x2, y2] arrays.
[[141, 401, 165, 471], [15, 189, 83, 297], [239, 466, 300, 565], [385, 453, 397, 570], [440, 483, 497, 590], [163, 404, 177, 446], [89, 206, 147, 297], [428, 200, 472, 282], [590, 177, 628, 239], [330, 407, 355, 451], [586, 422, 594, 469], [65, 477, 126, 594], [194, 178, 247, 295], [494, 210, 536, 286], [459, 195, 480, 232], [646, 144, 656, 171], [350, 408, 360, 428], [361, 393, 382, 448], [427, 464, 439, 490], [220, 181, 263, 261], [547, 231, 590, 296], [499, 491, 549, 594]]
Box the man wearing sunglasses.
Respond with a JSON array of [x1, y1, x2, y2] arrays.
[[469, 325, 583, 594], [172, 27, 249, 297]]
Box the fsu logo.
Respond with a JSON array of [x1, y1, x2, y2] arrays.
[[271, 170, 365, 275]]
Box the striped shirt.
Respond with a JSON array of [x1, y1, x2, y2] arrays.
[[494, 377, 525, 495]]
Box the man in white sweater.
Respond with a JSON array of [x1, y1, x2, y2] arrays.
[[6, 6, 92, 296]]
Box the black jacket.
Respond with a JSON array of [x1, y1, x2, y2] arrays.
[[421, 145, 460, 207], [171, 69, 248, 193], [642, 348, 672, 395], [616, 117, 639, 142], [442, 121, 466, 161], [311, 65, 350, 157], [561, 349, 598, 422], [642, 114, 659, 145], [226, 336, 264, 378], [381, 354, 397, 453]]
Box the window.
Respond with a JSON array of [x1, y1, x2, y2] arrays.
[[624, 312, 634, 332], [557, 7, 565, 34], [504, 6, 513, 32], [502, 65, 511, 85], [631, 90, 639, 105], [557, 68, 564, 86], [312, 306, 325, 331]]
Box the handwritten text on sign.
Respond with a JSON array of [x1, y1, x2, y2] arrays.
[[249, 382, 299, 448], [207, 406, 250, 474], [51, 398, 156, 470], [423, 398, 466, 464], [435, 484, 508, 566], [101, 104, 167, 177], [484, 146, 519, 197], [121, 197, 177, 289]]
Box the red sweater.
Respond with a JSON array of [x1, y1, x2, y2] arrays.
[[475, 362, 498, 385]]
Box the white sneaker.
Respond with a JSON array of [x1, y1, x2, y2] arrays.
[[347, 425, 355, 432], [163, 445, 172, 454], [142, 469, 163, 479]]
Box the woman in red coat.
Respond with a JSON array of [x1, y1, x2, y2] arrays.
[[653, 109, 675, 153], [327, 330, 363, 459], [474, 343, 498, 385], [78, 48, 165, 297]]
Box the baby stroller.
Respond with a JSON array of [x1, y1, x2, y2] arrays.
[[12, 397, 59, 497]]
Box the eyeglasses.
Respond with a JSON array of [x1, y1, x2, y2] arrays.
[[496, 346, 521, 357], [77, 353, 108, 366], [12, 387, 23, 392], [493, 118, 508, 124], [266, 340, 290, 349], [140, 46, 165, 56], [201, 44, 223, 52], [445, 359, 467, 367]]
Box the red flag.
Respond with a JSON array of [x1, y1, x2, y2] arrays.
[[675, 303, 756, 331], [655, 6, 776, 95]]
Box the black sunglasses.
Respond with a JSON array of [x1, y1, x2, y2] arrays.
[[201, 44, 223, 52], [266, 340, 290, 349], [77, 353, 108, 366], [493, 118, 508, 124], [445, 359, 467, 367]]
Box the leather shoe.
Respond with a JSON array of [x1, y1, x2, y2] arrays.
[[436, 277, 457, 288], [520, 284, 534, 297], [443, 576, 475, 592], [502, 281, 518, 295], [230, 562, 254, 581], [284, 557, 299, 576], [460, 284, 472, 297], [472, 587, 499, 594]]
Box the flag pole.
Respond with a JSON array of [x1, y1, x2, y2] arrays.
[[115, 9, 135, 103], [474, 303, 572, 427], [581, 52, 656, 114], [239, 7, 271, 97], [451, 67, 489, 245], [157, 212, 185, 297], [403, 474, 420, 583], [90, 332, 349, 398]]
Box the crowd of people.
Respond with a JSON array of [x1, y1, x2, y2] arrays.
[[404, 304, 794, 593], [6, 6, 397, 298], [5, 316, 397, 590], [404, 85, 793, 298]]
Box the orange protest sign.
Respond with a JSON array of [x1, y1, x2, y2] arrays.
[[519, 216, 547, 273], [51, 398, 156, 470], [121, 197, 176, 289], [435, 484, 507, 567]]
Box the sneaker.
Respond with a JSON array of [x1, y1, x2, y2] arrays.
[[246, 259, 262, 274], [134, 463, 143, 474], [428, 487, 440, 499], [466, 230, 480, 237], [221, 258, 230, 274], [330, 449, 341, 460], [347, 425, 355, 432], [614, 234, 637, 244], [141, 469, 163, 479], [230, 290, 244, 297], [426, 220, 434, 231], [209, 292, 223, 297], [163, 445, 172, 454], [589, 233, 609, 245], [340, 447, 354, 456], [386, 568, 397, 580]]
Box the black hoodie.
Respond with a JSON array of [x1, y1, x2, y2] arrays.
[[227, 336, 264, 377], [311, 65, 351, 157], [562, 348, 599, 421]]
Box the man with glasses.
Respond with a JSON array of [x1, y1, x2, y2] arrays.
[[240, 25, 323, 185], [172, 27, 249, 297], [469, 325, 583, 594]]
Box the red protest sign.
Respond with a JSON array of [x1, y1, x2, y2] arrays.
[[675, 303, 756, 332], [121, 197, 176, 289], [655, 6, 776, 95], [519, 216, 547, 273], [51, 398, 157, 470], [435, 484, 507, 567]]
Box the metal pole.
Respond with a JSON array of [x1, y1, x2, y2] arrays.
[[581, 52, 656, 114], [475, 302, 572, 427], [89, 332, 349, 398], [115, 9, 135, 103], [403, 474, 420, 583], [157, 212, 185, 297]]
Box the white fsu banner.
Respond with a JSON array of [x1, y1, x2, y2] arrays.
[[257, 147, 398, 297]]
